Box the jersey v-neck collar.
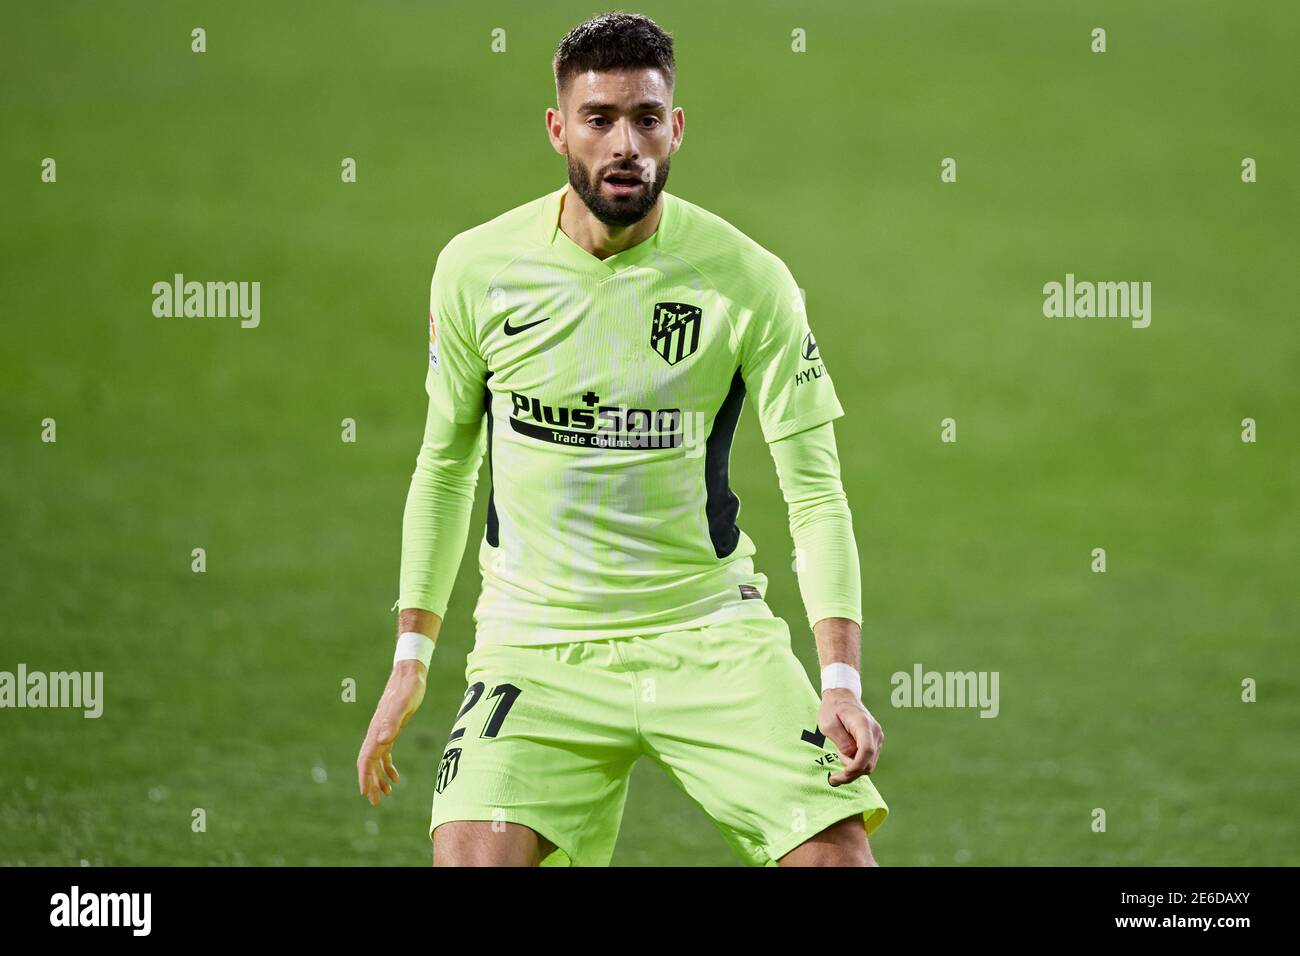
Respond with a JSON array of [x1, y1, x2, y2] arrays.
[[539, 182, 674, 277]]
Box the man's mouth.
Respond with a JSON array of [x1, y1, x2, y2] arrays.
[[603, 171, 644, 195]]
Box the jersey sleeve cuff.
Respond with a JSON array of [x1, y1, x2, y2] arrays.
[[806, 606, 865, 629], [395, 595, 448, 618]]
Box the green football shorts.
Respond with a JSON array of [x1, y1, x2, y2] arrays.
[[428, 614, 889, 866]]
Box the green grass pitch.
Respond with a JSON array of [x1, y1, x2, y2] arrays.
[[1, 1, 1296, 865]]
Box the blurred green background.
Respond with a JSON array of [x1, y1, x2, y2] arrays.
[[2, 0, 1296, 866]]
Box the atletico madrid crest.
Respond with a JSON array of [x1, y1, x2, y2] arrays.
[[650, 301, 702, 366], [436, 746, 461, 793]]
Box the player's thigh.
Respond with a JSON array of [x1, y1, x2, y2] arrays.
[[432, 820, 556, 867], [777, 813, 878, 867], [641, 616, 888, 866], [429, 639, 640, 867]]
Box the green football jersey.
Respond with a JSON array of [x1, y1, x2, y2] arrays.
[[426, 183, 843, 644]]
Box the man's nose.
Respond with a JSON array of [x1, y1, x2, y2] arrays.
[[611, 118, 638, 160]]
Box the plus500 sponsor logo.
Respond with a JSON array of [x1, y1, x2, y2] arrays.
[[508, 391, 685, 450]]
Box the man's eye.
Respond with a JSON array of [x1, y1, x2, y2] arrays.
[[641, 116, 660, 127], [588, 117, 608, 127]]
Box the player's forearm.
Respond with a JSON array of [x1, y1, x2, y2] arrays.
[[397, 451, 477, 617], [788, 499, 864, 627], [396, 409, 485, 629], [768, 421, 864, 632], [398, 607, 442, 642], [812, 616, 861, 671]]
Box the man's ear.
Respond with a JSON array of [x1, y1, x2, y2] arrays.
[[545, 106, 567, 155]]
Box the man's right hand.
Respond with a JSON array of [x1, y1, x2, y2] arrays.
[[357, 660, 428, 806]]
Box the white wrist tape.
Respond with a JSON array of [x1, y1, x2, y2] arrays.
[[821, 662, 861, 699], [394, 631, 435, 669]]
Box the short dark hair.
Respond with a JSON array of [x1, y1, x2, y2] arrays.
[[553, 12, 675, 102]]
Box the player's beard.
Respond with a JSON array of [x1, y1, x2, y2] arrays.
[[567, 153, 671, 228]]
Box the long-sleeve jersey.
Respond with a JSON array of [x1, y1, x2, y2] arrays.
[[397, 183, 862, 646]]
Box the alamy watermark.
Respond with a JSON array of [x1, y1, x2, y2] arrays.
[[50, 886, 150, 936], [1043, 273, 1151, 328], [891, 663, 999, 718], [152, 273, 260, 328], [0, 664, 103, 718]]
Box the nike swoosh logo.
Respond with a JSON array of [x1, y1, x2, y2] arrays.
[[503, 315, 551, 336]]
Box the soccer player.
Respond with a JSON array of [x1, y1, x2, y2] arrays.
[[357, 11, 888, 866]]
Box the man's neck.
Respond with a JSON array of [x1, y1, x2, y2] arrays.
[[559, 187, 664, 261]]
